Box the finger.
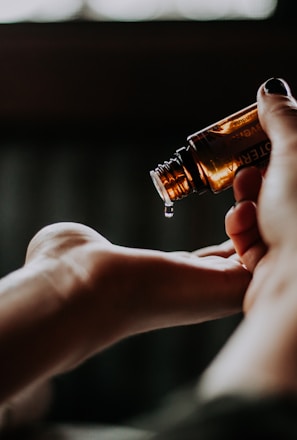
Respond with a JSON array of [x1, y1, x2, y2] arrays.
[[233, 167, 263, 204], [256, 78, 297, 244], [225, 200, 267, 272], [257, 78, 297, 157], [193, 240, 235, 258]]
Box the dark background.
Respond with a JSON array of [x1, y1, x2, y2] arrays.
[[0, 0, 296, 427]]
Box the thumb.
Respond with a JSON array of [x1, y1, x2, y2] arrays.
[[256, 78, 297, 246], [257, 77, 297, 157]]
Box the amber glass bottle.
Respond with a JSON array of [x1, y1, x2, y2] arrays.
[[150, 103, 270, 217]]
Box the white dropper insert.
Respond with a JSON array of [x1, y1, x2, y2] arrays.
[[150, 170, 174, 218]]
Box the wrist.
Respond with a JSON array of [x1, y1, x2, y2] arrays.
[[198, 247, 297, 402], [243, 245, 297, 312]]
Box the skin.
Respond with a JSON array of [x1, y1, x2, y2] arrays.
[[199, 78, 297, 400], [0, 216, 250, 425], [2, 77, 297, 429]]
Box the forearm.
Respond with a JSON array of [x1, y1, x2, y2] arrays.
[[0, 260, 97, 404]]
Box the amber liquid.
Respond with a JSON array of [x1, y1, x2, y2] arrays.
[[188, 103, 270, 193]]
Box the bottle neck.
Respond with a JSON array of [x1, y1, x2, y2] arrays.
[[150, 146, 207, 206]]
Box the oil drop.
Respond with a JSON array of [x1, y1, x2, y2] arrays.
[[164, 203, 174, 218]]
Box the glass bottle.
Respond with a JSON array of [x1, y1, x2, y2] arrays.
[[150, 102, 270, 218]]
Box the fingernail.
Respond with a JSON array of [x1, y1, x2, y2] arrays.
[[264, 77, 290, 95]]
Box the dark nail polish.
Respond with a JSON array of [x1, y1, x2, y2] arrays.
[[264, 77, 289, 95]]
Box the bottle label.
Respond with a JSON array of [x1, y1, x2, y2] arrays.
[[235, 140, 271, 168], [189, 114, 270, 193]]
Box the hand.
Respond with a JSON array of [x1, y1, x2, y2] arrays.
[[25, 222, 250, 340], [198, 78, 297, 399], [225, 77, 297, 311], [0, 222, 250, 405]]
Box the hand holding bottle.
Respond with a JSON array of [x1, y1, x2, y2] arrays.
[[199, 78, 297, 400], [225, 77, 297, 311]]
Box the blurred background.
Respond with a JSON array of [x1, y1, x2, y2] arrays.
[[0, 0, 296, 430]]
